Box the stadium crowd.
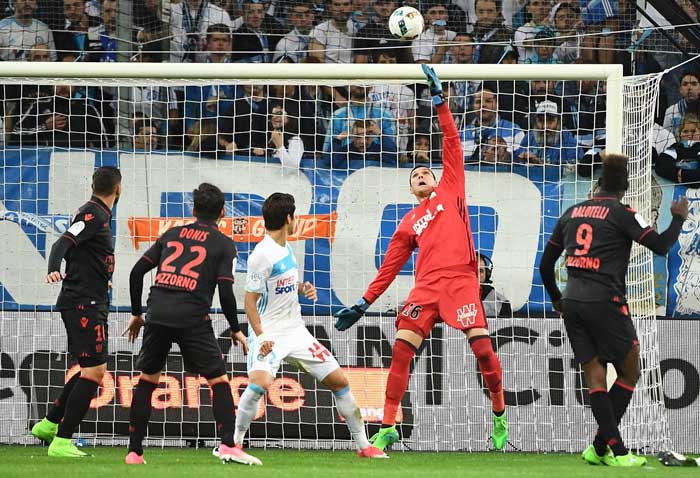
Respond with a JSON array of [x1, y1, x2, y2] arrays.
[[0, 0, 698, 173]]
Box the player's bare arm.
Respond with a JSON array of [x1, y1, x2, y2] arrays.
[[298, 281, 317, 301], [244, 291, 274, 356]]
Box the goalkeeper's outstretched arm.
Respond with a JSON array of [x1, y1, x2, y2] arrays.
[[335, 228, 414, 331]]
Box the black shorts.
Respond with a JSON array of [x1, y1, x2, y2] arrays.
[[136, 320, 226, 379], [60, 304, 109, 368], [562, 298, 638, 365]]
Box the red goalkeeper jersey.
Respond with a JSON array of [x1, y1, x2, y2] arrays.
[[364, 103, 476, 304]]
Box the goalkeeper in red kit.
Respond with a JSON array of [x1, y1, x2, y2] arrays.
[[334, 65, 507, 452]]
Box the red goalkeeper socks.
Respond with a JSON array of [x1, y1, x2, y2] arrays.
[[382, 339, 417, 427], [469, 335, 505, 414]]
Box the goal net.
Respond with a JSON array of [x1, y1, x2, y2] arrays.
[[0, 63, 669, 452]]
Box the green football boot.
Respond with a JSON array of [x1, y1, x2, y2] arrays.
[[47, 437, 88, 458], [492, 412, 508, 451], [369, 425, 399, 451], [31, 418, 58, 444], [603, 451, 647, 467], [581, 445, 606, 465]]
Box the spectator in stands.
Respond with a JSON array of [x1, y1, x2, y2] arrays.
[[480, 135, 512, 164], [274, 0, 314, 63], [134, 0, 167, 61], [663, 72, 700, 136], [269, 81, 318, 152], [450, 32, 475, 64], [367, 48, 415, 159], [267, 103, 305, 169], [514, 0, 551, 61], [217, 84, 268, 155], [0, 0, 56, 61], [127, 46, 179, 148], [411, 0, 457, 64], [185, 24, 236, 137], [353, 0, 410, 63], [411, 130, 432, 163], [27, 40, 50, 61], [655, 113, 700, 188], [231, 0, 275, 62], [133, 117, 160, 151], [575, 79, 606, 149], [472, 0, 511, 64], [169, 0, 232, 63], [230, 0, 286, 42], [515, 79, 576, 130], [308, 0, 355, 64], [460, 84, 525, 161], [477, 252, 512, 317], [349, 0, 372, 31], [11, 83, 105, 148], [522, 27, 560, 64], [517, 100, 580, 165], [551, 1, 585, 64], [53, 0, 88, 60], [85, 0, 116, 62], [331, 118, 398, 167], [323, 85, 395, 154]]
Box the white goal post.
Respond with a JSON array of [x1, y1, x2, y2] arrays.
[[0, 62, 669, 453]]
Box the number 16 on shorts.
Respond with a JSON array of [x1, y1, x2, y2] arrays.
[[401, 303, 423, 320]]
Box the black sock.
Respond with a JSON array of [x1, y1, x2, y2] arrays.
[[56, 377, 100, 439], [128, 379, 158, 455], [593, 382, 634, 454], [589, 390, 627, 456], [211, 382, 235, 447], [46, 372, 81, 424]]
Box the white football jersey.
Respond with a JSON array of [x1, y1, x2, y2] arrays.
[[245, 235, 304, 334]]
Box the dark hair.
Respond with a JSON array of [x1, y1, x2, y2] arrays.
[[207, 23, 231, 41], [92, 166, 121, 195], [192, 183, 225, 221], [680, 71, 700, 85], [476, 251, 493, 283], [599, 154, 629, 194], [263, 193, 295, 230]]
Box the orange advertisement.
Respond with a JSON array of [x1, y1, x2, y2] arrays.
[[127, 213, 337, 250]]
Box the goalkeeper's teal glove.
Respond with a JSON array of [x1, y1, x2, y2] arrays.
[[334, 298, 370, 331], [421, 64, 445, 106]]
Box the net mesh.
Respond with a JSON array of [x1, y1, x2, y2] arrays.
[[0, 69, 670, 452]]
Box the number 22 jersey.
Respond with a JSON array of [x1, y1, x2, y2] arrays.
[[548, 195, 653, 302], [141, 221, 237, 327]]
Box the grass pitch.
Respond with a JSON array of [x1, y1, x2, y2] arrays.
[[0, 445, 695, 478]]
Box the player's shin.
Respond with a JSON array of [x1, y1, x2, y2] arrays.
[[589, 389, 628, 456], [128, 377, 158, 455], [333, 386, 370, 450], [56, 376, 100, 439], [469, 336, 505, 414], [234, 383, 265, 445], [46, 372, 81, 424], [211, 381, 236, 447], [593, 380, 635, 454], [383, 339, 417, 427]]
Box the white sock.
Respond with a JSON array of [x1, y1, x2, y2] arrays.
[[234, 384, 264, 445], [333, 386, 370, 450]]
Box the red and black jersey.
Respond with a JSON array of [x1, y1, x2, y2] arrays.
[[549, 195, 654, 301], [141, 221, 237, 328], [56, 196, 114, 309]]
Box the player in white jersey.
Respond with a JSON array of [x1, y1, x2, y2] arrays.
[[232, 192, 387, 464]]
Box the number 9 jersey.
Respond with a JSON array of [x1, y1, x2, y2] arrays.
[[548, 195, 653, 302]]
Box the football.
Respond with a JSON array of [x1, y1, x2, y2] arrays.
[[388, 6, 424, 41]]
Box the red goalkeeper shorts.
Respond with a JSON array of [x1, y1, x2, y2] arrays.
[[396, 273, 487, 338]]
